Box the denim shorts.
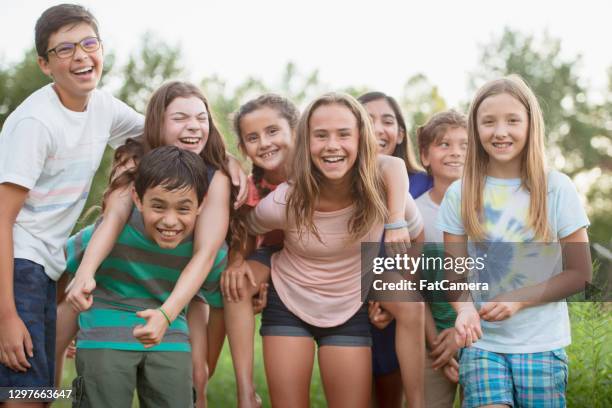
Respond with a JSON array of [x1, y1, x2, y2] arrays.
[[0, 259, 56, 395], [260, 284, 372, 347], [246, 245, 282, 268], [459, 347, 568, 408]]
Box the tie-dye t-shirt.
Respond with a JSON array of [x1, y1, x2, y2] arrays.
[[436, 170, 589, 353]]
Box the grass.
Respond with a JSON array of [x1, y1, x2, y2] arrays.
[[53, 304, 611, 407]]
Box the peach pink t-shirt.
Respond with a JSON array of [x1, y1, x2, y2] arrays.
[[247, 182, 423, 327]]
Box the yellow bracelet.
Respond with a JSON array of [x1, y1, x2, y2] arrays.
[[158, 307, 172, 326]]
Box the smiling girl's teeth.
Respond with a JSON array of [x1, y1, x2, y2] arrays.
[[323, 156, 344, 163], [493, 142, 512, 147], [180, 137, 200, 145], [261, 150, 278, 159]]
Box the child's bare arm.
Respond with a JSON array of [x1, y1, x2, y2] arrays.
[[378, 155, 408, 222], [133, 172, 230, 347], [377, 155, 411, 254], [221, 235, 257, 302], [0, 183, 33, 372], [426, 304, 461, 370], [66, 186, 132, 311], [403, 187, 424, 241], [444, 231, 482, 347], [424, 303, 439, 349], [226, 154, 248, 209]]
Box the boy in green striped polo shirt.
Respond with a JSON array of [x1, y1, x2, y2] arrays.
[[65, 146, 227, 408]]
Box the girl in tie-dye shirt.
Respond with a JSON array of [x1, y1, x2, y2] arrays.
[[437, 75, 590, 408]]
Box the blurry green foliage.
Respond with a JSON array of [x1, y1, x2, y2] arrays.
[[0, 48, 51, 126], [400, 73, 448, 146], [116, 32, 184, 112]]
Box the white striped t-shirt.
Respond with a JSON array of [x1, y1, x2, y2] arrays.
[[0, 84, 144, 280]]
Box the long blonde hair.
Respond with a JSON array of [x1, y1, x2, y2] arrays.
[[463, 75, 551, 241], [287, 92, 387, 241]]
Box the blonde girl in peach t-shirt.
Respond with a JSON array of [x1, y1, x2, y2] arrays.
[[247, 93, 425, 408]]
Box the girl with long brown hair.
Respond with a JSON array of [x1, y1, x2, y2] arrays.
[[223, 92, 412, 407], [57, 81, 243, 407], [245, 93, 424, 407]]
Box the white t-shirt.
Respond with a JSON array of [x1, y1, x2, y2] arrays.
[[436, 171, 589, 353], [0, 84, 144, 280], [415, 191, 443, 243]]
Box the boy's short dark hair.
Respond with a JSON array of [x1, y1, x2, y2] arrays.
[[135, 146, 208, 205], [35, 4, 100, 60]]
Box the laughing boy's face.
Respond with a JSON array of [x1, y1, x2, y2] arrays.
[[37, 22, 103, 111], [133, 185, 201, 249]]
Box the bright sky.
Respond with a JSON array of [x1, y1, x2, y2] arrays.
[[2, 0, 611, 106]]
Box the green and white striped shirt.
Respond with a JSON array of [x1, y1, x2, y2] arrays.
[[65, 207, 228, 352]]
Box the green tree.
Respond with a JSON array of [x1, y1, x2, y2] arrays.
[[116, 32, 184, 113], [400, 73, 448, 135], [342, 85, 372, 99], [585, 67, 612, 245], [278, 61, 321, 106], [0, 48, 51, 127]]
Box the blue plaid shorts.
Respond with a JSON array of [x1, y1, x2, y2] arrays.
[[459, 347, 568, 408], [0, 259, 56, 394]]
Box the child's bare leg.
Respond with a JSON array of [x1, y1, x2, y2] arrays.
[[380, 301, 425, 408], [188, 299, 210, 408], [318, 345, 372, 408], [56, 273, 70, 304], [224, 261, 269, 407], [54, 300, 78, 387], [206, 307, 225, 377], [263, 336, 314, 408], [373, 369, 403, 408]]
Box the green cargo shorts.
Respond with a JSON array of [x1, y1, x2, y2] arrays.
[[72, 349, 193, 408]]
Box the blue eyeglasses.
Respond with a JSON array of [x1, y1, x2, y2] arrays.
[[46, 36, 101, 59]]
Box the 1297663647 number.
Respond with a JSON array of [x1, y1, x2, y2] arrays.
[[2, 387, 73, 401]]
